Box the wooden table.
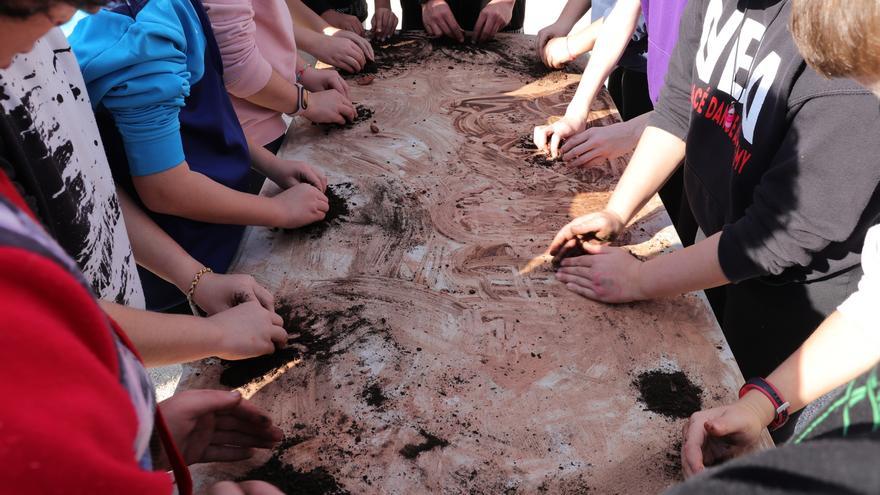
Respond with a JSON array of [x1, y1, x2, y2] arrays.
[[181, 33, 762, 494]]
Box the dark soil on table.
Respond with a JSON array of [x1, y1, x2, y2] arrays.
[[301, 183, 353, 239], [633, 370, 703, 419], [240, 454, 349, 495], [220, 299, 400, 388], [515, 134, 562, 168], [399, 429, 450, 459], [322, 105, 374, 132], [361, 382, 388, 408], [665, 440, 683, 480]]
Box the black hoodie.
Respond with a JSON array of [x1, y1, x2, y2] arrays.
[[651, 0, 880, 285]]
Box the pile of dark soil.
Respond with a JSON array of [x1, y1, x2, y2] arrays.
[[240, 455, 349, 495], [633, 370, 703, 419], [323, 105, 374, 132], [361, 382, 388, 408], [399, 429, 449, 459], [301, 183, 353, 239]]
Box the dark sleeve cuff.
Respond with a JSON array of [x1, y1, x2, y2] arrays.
[[648, 105, 689, 141], [718, 225, 768, 284]]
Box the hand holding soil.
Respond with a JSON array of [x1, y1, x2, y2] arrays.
[[534, 114, 586, 158], [548, 210, 625, 256], [371, 7, 398, 42], [421, 0, 465, 43], [302, 89, 357, 125], [208, 301, 287, 360], [192, 272, 275, 315], [269, 183, 329, 229], [473, 0, 516, 43], [556, 244, 646, 303]]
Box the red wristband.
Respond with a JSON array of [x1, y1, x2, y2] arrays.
[[739, 377, 790, 431]]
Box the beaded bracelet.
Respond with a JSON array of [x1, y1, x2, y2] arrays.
[[186, 267, 213, 316]]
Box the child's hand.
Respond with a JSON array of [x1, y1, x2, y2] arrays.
[[681, 391, 774, 478], [266, 159, 327, 192], [192, 272, 275, 316], [473, 0, 515, 43], [371, 7, 398, 42], [536, 21, 569, 66], [301, 67, 350, 100], [158, 390, 283, 467], [322, 10, 365, 37], [210, 481, 284, 495], [271, 183, 329, 229], [422, 0, 465, 42], [548, 210, 625, 255], [542, 36, 574, 69], [561, 120, 639, 168], [534, 114, 586, 158], [301, 89, 356, 125], [555, 244, 645, 303], [209, 301, 287, 360], [331, 29, 375, 61], [313, 35, 367, 73]]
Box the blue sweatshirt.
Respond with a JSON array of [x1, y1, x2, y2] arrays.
[[70, 0, 251, 309]]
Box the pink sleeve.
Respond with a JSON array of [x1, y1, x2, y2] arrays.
[[203, 0, 273, 98]]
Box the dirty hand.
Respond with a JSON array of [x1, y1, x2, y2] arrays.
[[209, 300, 287, 360], [681, 392, 773, 478], [548, 210, 625, 256], [542, 36, 575, 69], [313, 35, 367, 73], [536, 21, 569, 66], [159, 390, 283, 467], [301, 89, 357, 125], [332, 28, 375, 61], [300, 66, 350, 100], [556, 244, 645, 303], [561, 121, 639, 168], [270, 183, 330, 229], [322, 9, 365, 37], [422, 0, 465, 43], [473, 0, 515, 43], [192, 272, 275, 315], [371, 7, 398, 42], [265, 158, 328, 192], [210, 481, 284, 495], [533, 115, 586, 159]]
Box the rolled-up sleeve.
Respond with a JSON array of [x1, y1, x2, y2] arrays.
[[203, 0, 273, 98], [717, 90, 880, 282], [69, 0, 206, 176]]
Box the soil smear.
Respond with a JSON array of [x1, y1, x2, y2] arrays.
[[633, 370, 703, 419], [301, 183, 353, 238], [399, 429, 450, 459], [240, 452, 349, 495], [220, 298, 399, 388]]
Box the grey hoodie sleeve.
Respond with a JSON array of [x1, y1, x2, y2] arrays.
[[718, 82, 880, 282]]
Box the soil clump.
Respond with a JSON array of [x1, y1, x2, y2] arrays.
[[240, 454, 349, 495], [633, 370, 703, 419], [301, 183, 353, 238], [361, 382, 388, 408], [399, 429, 450, 459], [515, 134, 562, 168]]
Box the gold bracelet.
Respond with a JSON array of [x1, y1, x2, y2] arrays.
[[186, 267, 213, 316]]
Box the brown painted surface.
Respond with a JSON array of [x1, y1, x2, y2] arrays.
[[181, 33, 762, 494]]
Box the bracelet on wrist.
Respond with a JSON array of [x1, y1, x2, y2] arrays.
[[186, 266, 213, 316], [739, 377, 791, 431], [290, 83, 310, 115]]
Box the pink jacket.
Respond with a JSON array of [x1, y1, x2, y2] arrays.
[[204, 0, 298, 146]]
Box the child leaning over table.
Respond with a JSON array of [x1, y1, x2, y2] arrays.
[[69, 0, 331, 310], [548, 0, 880, 442], [203, 0, 356, 157]]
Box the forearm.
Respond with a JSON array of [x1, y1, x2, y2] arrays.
[[767, 311, 880, 413], [99, 301, 221, 367], [248, 138, 284, 177], [638, 232, 730, 299], [606, 125, 685, 223], [117, 189, 203, 292], [133, 163, 282, 227], [287, 0, 335, 34], [555, 0, 592, 32], [243, 70, 300, 115], [565, 0, 641, 121], [374, 0, 391, 8], [566, 17, 603, 56]]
